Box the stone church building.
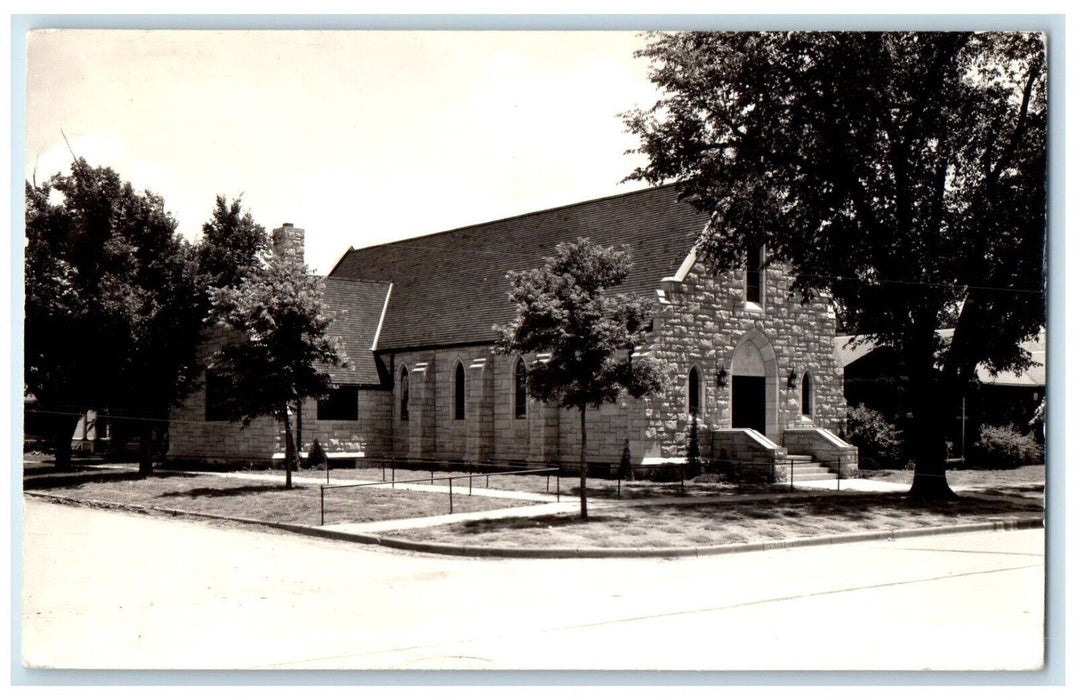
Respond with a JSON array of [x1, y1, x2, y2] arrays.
[[168, 185, 857, 473]]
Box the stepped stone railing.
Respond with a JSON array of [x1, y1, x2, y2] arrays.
[[782, 427, 858, 477]]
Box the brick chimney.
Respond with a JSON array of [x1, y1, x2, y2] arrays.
[[271, 223, 305, 263]]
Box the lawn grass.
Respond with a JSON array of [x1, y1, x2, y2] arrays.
[[863, 464, 1045, 488], [24, 460, 1046, 550], [29, 471, 525, 526], [383, 489, 1044, 549]]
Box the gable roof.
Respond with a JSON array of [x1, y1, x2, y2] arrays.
[[319, 277, 392, 385], [835, 330, 1046, 388], [940, 328, 1047, 387], [328, 185, 709, 350]]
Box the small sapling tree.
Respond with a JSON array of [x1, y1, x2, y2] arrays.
[[495, 237, 665, 519], [209, 250, 348, 488]]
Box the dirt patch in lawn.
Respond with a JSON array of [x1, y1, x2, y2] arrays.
[[381, 491, 1043, 550], [28, 471, 525, 526]]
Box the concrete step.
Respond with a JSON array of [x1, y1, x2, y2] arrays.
[[787, 461, 827, 471], [786, 454, 815, 462], [784, 470, 836, 482], [786, 463, 833, 478]]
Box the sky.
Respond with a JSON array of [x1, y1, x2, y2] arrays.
[[24, 30, 662, 275]]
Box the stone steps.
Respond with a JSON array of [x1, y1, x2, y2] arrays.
[[785, 470, 834, 482], [782, 455, 835, 481]]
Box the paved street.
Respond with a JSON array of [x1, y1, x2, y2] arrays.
[[20, 498, 1044, 671]]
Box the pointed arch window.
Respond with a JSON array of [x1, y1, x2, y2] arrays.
[[454, 362, 466, 420], [399, 367, 410, 421], [514, 358, 528, 419], [688, 367, 701, 416], [801, 373, 813, 417]]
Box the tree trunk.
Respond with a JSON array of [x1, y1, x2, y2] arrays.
[[579, 405, 588, 520], [138, 421, 155, 477], [51, 411, 81, 471], [296, 400, 304, 469], [906, 356, 958, 502], [282, 404, 296, 489]]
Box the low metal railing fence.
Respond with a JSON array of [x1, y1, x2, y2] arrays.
[[315, 454, 851, 524], [609, 454, 849, 496], [318, 465, 559, 526]]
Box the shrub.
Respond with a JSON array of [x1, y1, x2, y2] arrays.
[[619, 439, 633, 481], [970, 424, 1043, 469], [304, 438, 328, 469], [646, 462, 685, 483], [841, 404, 905, 470]]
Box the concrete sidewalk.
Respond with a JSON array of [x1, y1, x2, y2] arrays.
[[783, 477, 909, 493]]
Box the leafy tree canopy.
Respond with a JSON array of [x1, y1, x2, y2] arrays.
[[25, 159, 204, 472], [197, 195, 269, 291], [209, 250, 349, 485], [495, 237, 664, 410], [495, 237, 664, 517]]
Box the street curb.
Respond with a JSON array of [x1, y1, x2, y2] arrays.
[[24, 491, 1043, 559], [316, 517, 1044, 559]]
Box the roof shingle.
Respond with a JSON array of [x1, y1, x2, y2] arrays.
[[329, 185, 708, 350], [319, 278, 392, 385]]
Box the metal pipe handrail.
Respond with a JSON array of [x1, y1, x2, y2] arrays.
[[318, 453, 852, 521]]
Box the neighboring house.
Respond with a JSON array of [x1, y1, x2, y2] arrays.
[[168, 186, 856, 472], [836, 329, 1046, 456], [22, 392, 110, 455]]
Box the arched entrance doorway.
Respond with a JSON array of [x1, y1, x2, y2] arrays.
[[729, 331, 778, 436]]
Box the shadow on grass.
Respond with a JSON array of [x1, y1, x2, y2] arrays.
[[24, 470, 145, 490], [156, 484, 300, 499], [641, 492, 1041, 523], [457, 512, 617, 533], [792, 492, 1042, 518]]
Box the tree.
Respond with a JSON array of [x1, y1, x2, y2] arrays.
[[197, 195, 268, 290], [624, 32, 1046, 500], [495, 238, 665, 518], [208, 250, 348, 488], [25, 159, 204, 473], [110, 189, 205, 476]]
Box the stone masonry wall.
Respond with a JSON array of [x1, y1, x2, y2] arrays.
[[383, 252, 851, 468], [388, 347, 650, 465], [167, 330, 390, 464], [647, 259, 846, 460]]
